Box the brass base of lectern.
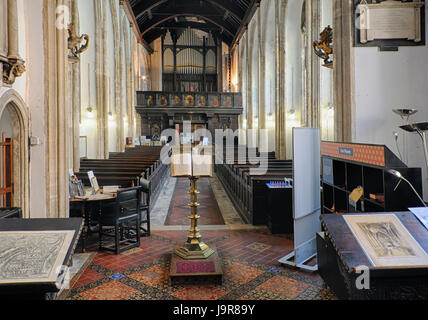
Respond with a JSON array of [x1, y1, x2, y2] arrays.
[[175, 242, 215, 260]]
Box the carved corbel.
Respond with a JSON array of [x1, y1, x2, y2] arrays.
[[68, 23, 90, 63], [2, 57, 26, 85], [313, 25, 333, 69]]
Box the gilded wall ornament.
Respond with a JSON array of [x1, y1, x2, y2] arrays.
[[68, 24, 90, 63], [313, 26, 333, 68]]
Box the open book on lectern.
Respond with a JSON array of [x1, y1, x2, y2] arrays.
[[170, 146, 213, 177]]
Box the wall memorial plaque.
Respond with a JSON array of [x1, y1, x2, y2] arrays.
[[354, 0, 426, 51]]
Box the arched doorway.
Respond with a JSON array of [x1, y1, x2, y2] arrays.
[[0, 89, 30, 218]]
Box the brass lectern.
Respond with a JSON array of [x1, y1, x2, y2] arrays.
[[170, 145, 215, 260]]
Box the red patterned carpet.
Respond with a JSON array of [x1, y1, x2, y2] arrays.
[[165, 178, 225, 226], [60, 229, 336, 300]]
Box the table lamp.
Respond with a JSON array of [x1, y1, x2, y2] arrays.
[[387, 169, 427, 207]]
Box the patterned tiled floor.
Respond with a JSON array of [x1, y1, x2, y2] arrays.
[[61, 172, 336, 301], [61, 229, 336, 300]]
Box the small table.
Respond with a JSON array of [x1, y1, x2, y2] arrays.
[[0, 218, 84, 300], [317, 212, 428, 300], [70, 192, 116, 251]]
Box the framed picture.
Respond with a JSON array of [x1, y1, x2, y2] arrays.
[[0, 230, 76, 284], [158, 94, 169, 107], [146, 94, 155, 107], [221, 94, 233, 107], [184, 94, 195, 107], [171, 94, 182, 107], [208, 94, 220, 107], [343, 214, 428, 268], [196, 94, 207, 107]]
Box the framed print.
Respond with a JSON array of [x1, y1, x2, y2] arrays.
[[221, 94, 233, 107], [208, 94, 220, 107], [158, 94, 169, 107], [171, 94, 182, 107], [196, 94, 207, 107], [343, 214, 428, 268], [184, 94, 195, 107], [0, 230, 75, 284]]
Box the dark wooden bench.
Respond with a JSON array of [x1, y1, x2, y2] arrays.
[[215, 147, 293, 225], [76, 147, 170, 203]]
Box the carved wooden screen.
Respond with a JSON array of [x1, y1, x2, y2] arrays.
[[0, 133, 12, 208]]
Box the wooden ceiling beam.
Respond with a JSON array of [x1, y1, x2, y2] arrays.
[[230, 0, 260, 51], [134, 0, 168, 20], [120, 0, 154, 53], [205, 0, 244, 23], [141, 13, 235, 38]]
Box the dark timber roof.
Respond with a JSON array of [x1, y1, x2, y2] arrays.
[[128, 0, 260, 47]]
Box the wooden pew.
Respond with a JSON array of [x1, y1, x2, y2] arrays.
[[76, 146, 170, 204], [215, 146, 293, 225]]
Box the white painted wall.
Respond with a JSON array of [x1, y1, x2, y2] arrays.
[[353, 5, 428, 200]]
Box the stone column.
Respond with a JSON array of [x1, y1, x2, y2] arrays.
[[305, 0, 320, 129], [0, 0, 7, 62], [95, 0, 109, 159], [110, 0, 123, 152], [43, 0, 72, 218], [333, 0, 355, 142], [71, 0, 81, 171], [7, 0, 19, 60], [275, 0, 288, 160], [245, 29, 253, 130], [2, 0, 25, 86], [257, 4, 266, 150]]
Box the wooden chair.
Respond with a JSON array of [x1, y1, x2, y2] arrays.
[[98, 187, 141, 255], [139, 178, 151, 237]]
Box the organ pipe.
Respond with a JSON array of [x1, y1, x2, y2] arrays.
[[163, 28, 221, 91]]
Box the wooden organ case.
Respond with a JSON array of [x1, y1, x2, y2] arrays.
[[162, 28, 219, 92]]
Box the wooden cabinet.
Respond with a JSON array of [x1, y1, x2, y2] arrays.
[[321, 142, 423, 214]]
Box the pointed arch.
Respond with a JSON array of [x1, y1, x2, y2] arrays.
[[0, 88, 30, 218]]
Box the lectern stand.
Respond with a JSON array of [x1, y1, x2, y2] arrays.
[[169, 146, 223, 284]]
